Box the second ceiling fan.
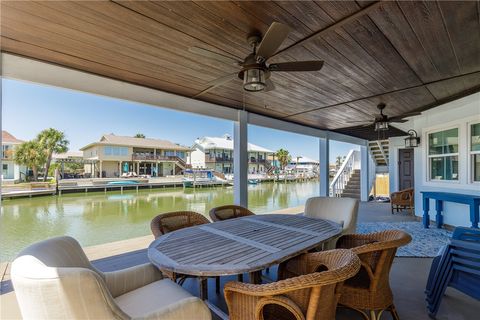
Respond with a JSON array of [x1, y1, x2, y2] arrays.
[[189, 22, 324, 96]]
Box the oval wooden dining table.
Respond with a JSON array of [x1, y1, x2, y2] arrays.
[[148, 214, 341, 317]]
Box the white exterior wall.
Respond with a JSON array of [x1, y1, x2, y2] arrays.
[[390, 93, 480, 227], [190, 148, 206, 168]]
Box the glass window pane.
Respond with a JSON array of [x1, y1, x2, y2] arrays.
[[472, 123, 480, 152], [429, 128, 458, 155], [473, 154, 480, 182], [430, 157, 444, 180], [445, 156, 458, 180]]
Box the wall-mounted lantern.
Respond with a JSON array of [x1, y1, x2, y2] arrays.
[[405, 129, 420, 148]]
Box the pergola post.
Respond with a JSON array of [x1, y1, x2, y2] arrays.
[[234, 110, 248, 207], [360, 144, 369, 202], [319, 136, 329, 197]]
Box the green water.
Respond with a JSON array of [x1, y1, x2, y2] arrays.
[[0, 181, 319, 261]]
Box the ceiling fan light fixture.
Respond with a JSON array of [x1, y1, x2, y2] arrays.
[[375, 121, 389, 131], [243, 68, 265, 92]]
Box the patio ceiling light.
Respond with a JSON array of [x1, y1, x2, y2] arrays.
[[243, 68, 265, 92], [375, 121, 389, 132], [405, 129, 420, 148]]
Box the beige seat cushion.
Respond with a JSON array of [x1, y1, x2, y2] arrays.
[[115, 279, 211, 320]]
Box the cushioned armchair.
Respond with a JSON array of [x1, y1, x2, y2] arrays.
[[11, 236, 211, 320], [304, 197, 359, 249], [390, 188, 414, 214]]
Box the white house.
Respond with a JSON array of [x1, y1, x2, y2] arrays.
[[190, 134, 274, 174], [389, 92, 480, 227], [1, 131, 27, 183], [286, 156, 319, 178]]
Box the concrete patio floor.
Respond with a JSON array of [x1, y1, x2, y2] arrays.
[[1, 202, 478, 319]]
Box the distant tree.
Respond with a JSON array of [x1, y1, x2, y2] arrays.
[[134, 133, 146, 138], [37, 128, 69, 182], [276, 149, 291, 170], [14, 140, 46, 181]]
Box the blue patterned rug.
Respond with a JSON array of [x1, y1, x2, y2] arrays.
[[357, 222, 452, 257]]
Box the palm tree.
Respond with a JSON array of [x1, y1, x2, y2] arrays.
[[134, 133, 146, 138], [335, 156, 343, 169], [37, 128, 69, 182], [276, 149, 291, 170], [14, 140, 46, 181]]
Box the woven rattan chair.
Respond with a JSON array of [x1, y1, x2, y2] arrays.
[[150, 210, 210, 238], [209, 205, 255, 222], [224, 249, 361, 320], [335, 230, 412, 320], [150, 211, 214, 286], [390, 188, 414, 215]]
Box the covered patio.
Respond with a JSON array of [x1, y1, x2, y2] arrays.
[[1, 1, 479, 320]]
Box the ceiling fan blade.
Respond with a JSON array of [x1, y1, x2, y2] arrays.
[[269, 61, 324, 72], [256, 22, 290, 62], [346, 120, 372, 124], [389, 112, 423, 122], [264, 79, 275, 92], [193, 73, 237, 98], [389, 119, 408, 123], [188, 47, 242, 66]]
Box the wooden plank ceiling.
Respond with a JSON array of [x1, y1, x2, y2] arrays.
[[1, 1, 480, 140]]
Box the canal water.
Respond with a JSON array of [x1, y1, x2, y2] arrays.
[[0, 181, 319, 261]]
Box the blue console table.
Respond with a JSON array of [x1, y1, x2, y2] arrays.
[[421, 192, 480, 229]]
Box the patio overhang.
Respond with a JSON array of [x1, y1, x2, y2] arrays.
[[1, 1, 479, 140]]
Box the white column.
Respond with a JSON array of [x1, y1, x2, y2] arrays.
[[234, 110, 248, 207], [319, 136, 329, 197], [360, 144, 369, 202]]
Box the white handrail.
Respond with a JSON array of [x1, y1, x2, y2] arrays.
[[329, 149, 358, 197]]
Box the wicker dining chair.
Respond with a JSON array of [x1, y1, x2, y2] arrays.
[[150, 211, 214, 286], [224, 249, 361, 320], [209, 205, 255, 222], [335, 230, 412, 320]]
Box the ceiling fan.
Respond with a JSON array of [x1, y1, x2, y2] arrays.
[[189, 22, 324, 96], [346, 103, 422, 131]]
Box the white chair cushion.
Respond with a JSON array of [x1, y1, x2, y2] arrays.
[[115, 279, 211, 320]]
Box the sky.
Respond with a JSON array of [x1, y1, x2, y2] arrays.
[[1, 79, 358, 163]]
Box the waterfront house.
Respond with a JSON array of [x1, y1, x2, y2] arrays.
[[1, 131, 26, 183], [80, 134, 191, 178], [190, 134, 274, 174], [287, 156, 320, 178]]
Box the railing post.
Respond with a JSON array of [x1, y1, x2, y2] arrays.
[[319, 135, 329, 197], [234, 110, 248, 207]]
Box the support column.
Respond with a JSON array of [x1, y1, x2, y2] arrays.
[[319, 136, 329, 197], [99, 161, 103, 178], [360, 144, 369, 202], [234, 110, 248, 207]]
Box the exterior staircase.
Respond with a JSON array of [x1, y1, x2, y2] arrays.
[[368, 140, 389, 166], [330, 150, 361, 199], [340, 169, 361, 199]]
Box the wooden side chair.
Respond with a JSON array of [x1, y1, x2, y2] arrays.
[[150, 211, 219, 288], [209, 205, 255, 222], [335, 230, 412, 320], [390, 188, 414, 215], [224, 249, 361, 320]]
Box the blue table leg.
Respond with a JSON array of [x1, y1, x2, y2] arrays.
[[423, 196, 430, 228], [435, 200, 443, 229], [470, 201, 479, 228]]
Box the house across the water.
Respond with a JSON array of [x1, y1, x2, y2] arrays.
[[189, 134, 274, 174], [1, 130, 26, 183], [80, 134, 191, 178]]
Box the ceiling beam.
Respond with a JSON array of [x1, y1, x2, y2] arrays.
[[271, 1, 383, 59]]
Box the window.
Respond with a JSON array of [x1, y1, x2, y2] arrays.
[[2, 164, 8, 176], [176, 151, 185, 159], [2, 145, 11, 159], [104, 146, 128, 156], [164, 150, 175, 157], [428, 128, 459, 181], [471, 123, 480, 182]]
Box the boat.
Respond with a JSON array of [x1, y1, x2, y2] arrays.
[[248, 179, 259, 185], [183, 169, 216, 188], [107, 180, 140, 185]]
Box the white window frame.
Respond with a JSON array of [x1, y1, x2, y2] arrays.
[[468, 121, 480, 184], [426, 126, 460, 182]]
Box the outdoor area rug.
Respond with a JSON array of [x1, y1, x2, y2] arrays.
[[357, 222, 452, 257]]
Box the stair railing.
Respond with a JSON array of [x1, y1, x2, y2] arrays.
[[329, 149, 358, 197]]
